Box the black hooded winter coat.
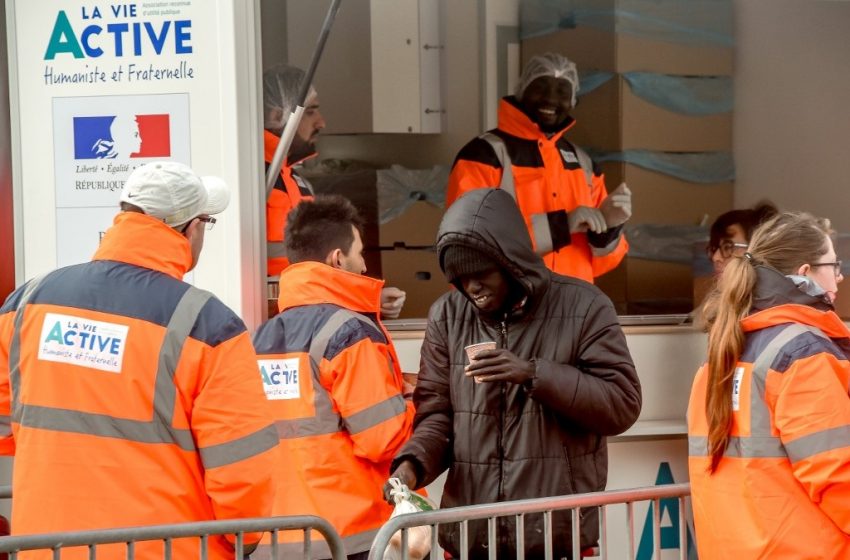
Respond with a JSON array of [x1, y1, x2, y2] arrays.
[[392, 189, 641, 559]]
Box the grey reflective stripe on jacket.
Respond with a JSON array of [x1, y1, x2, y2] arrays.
[[480, 132, 594, 256], [480, 132, 517, 196], [479, 132, 594, 194], [688, 323, 844, 462], [274, 308, 405, 440], [5, 274, 48, 439], [268, 242, 287, 259], [7, 283, 269, 465]]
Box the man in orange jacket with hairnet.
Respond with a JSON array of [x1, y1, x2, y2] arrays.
[[262, 64, 406, 318], [446, 52, 631, 284]]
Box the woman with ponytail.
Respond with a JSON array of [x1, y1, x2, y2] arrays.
[[688, 211, 850, 559]]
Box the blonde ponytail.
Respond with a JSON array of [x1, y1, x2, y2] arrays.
[[700, 212, 832, 473]]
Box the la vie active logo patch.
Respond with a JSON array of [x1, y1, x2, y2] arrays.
[[38, 313, 129, 373], [258, 358, 300, 401]]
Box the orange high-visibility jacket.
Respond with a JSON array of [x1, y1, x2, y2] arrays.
[[0, 212, 279, 559], [688, 298, 850, 559], [446, 97, 627, 283], [264, 129, 314, 276], [252, 262, 415, 558]]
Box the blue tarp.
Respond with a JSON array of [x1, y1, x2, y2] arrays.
[[376, 165, 448, 224], [577, 70, 615, 97], [578, 71, 733, 115], [589, 150, 735, 183], [520, 0, 734, 46], [623, 72, 733, 115]]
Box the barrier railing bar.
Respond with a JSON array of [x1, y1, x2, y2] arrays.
[[570, 507, 580, 559], [430, 522, 439, 560], [303, 527, 311, 560], [543, 510, 552, 560], [626, 501, 635, 560], [368, 484, 690, 560], [271, 529, 280, 559], [236, 532, 246, 560], [599, 504, 608, 558], [0, 515, 344, 560], [678, 496, 687, 560], [653, 498, 661, 559], [487, 517, 496, 560], [515, 514, 524, 560], [460, 519, 468, 560]]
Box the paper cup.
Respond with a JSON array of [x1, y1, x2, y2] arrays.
[[465, 342, 496, 383], [465, 341, 496, 362]]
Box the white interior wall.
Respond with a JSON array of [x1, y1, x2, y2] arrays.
[[260, 0, 287, 65], [734, 0, 850, 232], [313, 0, 481, 169], [261, 0, 481, 170]]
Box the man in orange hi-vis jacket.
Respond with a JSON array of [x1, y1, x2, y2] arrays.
[[446, 52, 631, 283], [0, 162, 278, 559], [252, 195, 416, 560], [262, 64, 323, 277], [262, 64, 407, 319]]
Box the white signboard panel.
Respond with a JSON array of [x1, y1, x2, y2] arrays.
[[7, 0, 265, 322], [52, 93, 190, 266]]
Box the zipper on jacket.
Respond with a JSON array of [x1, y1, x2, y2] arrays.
[[497, 319, 508, 502]]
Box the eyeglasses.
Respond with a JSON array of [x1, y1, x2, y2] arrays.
[[179, 216, 216, 234], [810, 260, 843, 278], [197, 216, 216, 230], [706, 240, 749, 259]]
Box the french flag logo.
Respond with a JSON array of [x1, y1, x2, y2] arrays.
[[73, 114, 171, 159]]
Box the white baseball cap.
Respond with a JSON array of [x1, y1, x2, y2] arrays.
[[120, 161, 230, 228]]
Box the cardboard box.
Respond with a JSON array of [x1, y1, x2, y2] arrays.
[[379, 201, 445, 248], [380, 247, 450, 319], [521, 25, 733, 75], [595, 259, 628, 314], [601, 162, 733, 226], [596, 256, 694, 315], [569, 75, 732, 152], [627, 258, 694, 314]]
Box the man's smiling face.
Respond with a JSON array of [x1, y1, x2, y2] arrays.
[[519, 76, 573, 129]]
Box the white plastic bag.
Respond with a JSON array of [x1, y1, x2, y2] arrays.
[[384, 478, 435, 560]]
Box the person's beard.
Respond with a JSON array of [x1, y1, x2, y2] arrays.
[[287, 133, 317, 165]]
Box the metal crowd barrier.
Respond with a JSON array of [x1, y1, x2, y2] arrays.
[[368, 483, 692, 560], [0, 515, 346, 560]]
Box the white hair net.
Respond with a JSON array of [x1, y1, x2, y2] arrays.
[[262, 64, 317, 132], [516, 53, 579, 106]]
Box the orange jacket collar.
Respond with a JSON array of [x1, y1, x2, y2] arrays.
[[497, 96, 576, 143], [742, 303, 850, 339], [93, 212, 193, 279], [278, 261, 384, 314], [263, 129, 317, 168]]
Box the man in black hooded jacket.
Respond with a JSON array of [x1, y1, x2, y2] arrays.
[[385, 188, 641, 559]]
